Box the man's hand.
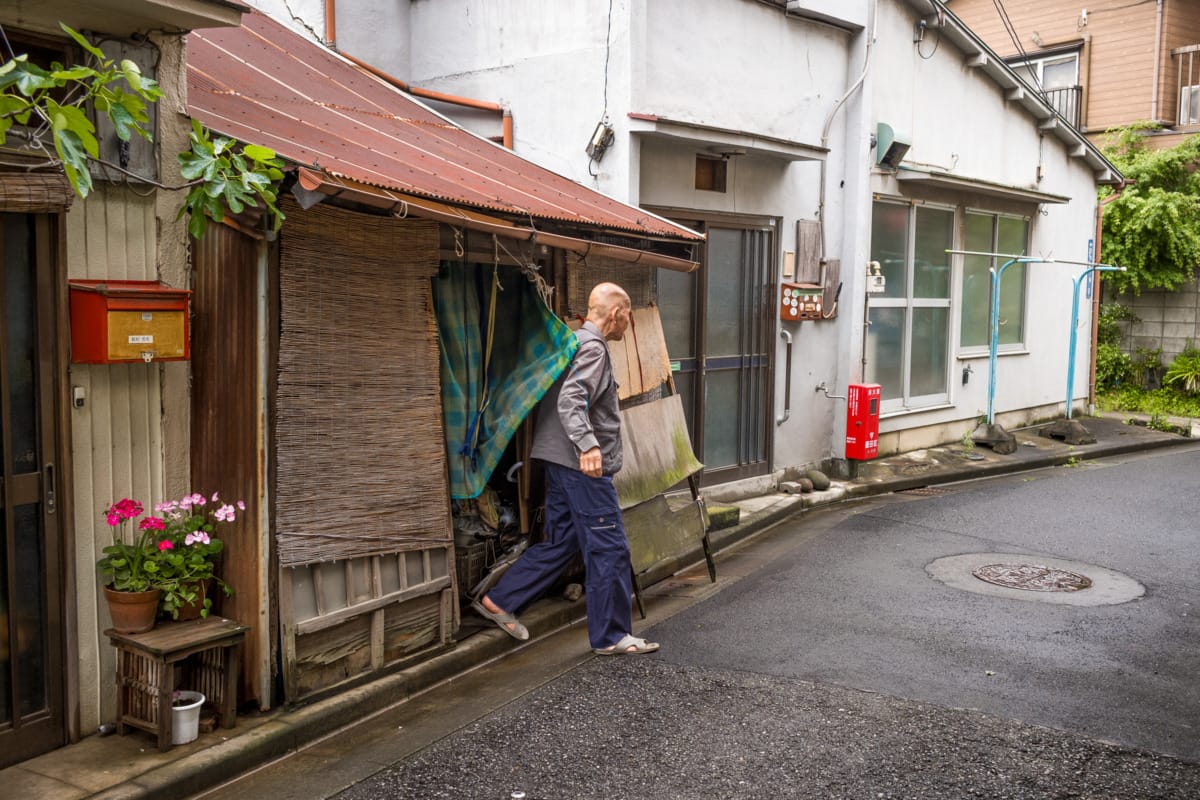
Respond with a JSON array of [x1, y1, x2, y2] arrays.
[[579, 447, 603, 478]]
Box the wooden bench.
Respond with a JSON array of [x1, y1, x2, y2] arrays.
[[106, 616, 249, 751]]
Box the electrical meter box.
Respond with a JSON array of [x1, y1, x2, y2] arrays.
[[780, 282, 823, 321], [845, 382, 881, 460], [69, 280, 191, 364]]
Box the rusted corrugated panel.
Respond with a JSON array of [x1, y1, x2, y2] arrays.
[[191, 222, 265, 705], [187, 11, 700, 241]]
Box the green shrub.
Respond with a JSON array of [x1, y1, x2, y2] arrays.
[[1163, 342, 1200, 394], [1095, 342, 1135, 392], [1097, 386, 1200, 417], [1097, 303, 1136, 347]]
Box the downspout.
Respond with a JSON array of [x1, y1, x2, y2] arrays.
[[1089, 181, 1129, 408], [325, 0, 337, 48], [1151, 0, 1164, 122], [818, 0, 877, 262], [324, 1, 514, 150]]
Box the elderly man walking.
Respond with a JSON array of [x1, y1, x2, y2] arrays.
[[474, 282, 659, 656]]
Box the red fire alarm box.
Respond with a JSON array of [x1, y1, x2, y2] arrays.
[[69, 280, 191, 364], [780, 283, 823, 321], [845, 383, 881, 460]]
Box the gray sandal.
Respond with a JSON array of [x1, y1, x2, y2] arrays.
[[471, 600, 529, 641]]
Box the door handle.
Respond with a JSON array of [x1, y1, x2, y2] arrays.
[[44, 462, 56, 514]]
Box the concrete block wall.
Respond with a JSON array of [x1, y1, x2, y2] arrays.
[[1119, 279, 1200, 363]]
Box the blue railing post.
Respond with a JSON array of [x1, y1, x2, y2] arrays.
[[1065, 265, 1122, 419], [986, 257, 1037, 425]]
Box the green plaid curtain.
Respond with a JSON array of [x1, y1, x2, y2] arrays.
[[435, 261, 577, 499]]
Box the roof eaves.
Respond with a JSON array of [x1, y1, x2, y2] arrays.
[[900, 0, 1123, 186]]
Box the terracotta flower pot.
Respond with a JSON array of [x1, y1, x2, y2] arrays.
[[104, 586, 162, 634]]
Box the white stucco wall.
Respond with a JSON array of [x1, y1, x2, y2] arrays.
[[258, 0, 1106, 470], [868, 1, 1104, 449], [391, 0, 867, 469]]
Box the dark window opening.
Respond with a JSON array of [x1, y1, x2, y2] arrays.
[[695, 156, 727, 193]]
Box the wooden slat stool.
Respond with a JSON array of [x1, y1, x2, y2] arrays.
[[106, 616, 249, 751]]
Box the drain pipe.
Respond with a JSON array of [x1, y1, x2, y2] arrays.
[[817, 0, 877, 263], [777, 330, 794, 425], [325, 1, 514, 149], [1151, 0, 1164, 122]]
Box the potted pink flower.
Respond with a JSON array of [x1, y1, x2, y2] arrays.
[[97, 498, 174, 632], [97, 492, 245, 629], [146, 492, 244, 620]]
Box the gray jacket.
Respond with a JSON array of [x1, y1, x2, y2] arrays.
[[530, 321, 623, 475]]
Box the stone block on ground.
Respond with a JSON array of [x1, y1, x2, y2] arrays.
[[805, 469, 831, 491]]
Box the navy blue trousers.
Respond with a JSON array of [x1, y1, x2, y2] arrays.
[[488, 461, 633, 650]]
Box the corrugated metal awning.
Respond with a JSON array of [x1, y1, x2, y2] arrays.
[[294, 169, 699, 272], [186, 10, 702, 244]]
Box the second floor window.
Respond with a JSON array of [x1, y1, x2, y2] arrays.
[[1009, 50, 1082, 128]]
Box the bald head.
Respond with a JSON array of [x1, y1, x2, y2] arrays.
[[586, 282, 631, 341]]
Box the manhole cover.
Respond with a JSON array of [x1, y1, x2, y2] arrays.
[[972, 563, 1093, 592]]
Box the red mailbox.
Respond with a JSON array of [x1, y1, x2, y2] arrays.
[[845, 383, 881, 460], [69, 280, 191, 364]]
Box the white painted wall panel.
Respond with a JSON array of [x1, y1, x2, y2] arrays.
[[66, 184, 166, 731], [869, 1, 1104, 449]]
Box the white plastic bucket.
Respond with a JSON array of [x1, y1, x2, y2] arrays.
[[171, 690, 205, 745]]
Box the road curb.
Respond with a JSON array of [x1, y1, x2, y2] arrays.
[[66, 422, 1199, 798]]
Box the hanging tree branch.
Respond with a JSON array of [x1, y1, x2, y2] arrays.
[[0, 23, 284, 239]]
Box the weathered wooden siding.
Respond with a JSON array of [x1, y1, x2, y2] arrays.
[[950, 0, 1159, 133], [64, 184, 166, 731], [191, 223, 267, 707]]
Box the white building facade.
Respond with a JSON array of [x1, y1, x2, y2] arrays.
[[259, 0, 1119, 480]]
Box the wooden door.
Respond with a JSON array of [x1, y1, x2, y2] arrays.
[[658, 221, 775, 485], [0, 213, 65, 766]]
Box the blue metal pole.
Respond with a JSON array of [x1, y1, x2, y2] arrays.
[[986, 258, 1035, 425], [1065, 266, 1122, 419]]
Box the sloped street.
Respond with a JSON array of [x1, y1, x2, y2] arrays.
[[195, 443, 1200, 800]]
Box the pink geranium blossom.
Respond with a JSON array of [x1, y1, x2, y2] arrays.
[[99, 490, 247, 614]]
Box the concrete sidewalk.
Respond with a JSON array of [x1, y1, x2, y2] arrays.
[[6, 413, 1194, 800]]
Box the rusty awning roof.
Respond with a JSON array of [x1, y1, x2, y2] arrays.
[[186, 10, 702, 245]]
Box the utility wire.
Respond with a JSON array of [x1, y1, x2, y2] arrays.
[[991, 0, 1039, 90]]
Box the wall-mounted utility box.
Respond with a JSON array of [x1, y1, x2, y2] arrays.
[[780, 282, 823, 321], [69, 280, 191, 364]]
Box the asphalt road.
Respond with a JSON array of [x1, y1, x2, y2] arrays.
[[201, 445, 1200, 799]]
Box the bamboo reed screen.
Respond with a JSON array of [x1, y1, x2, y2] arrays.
[[276, 201, 451, 566], [565, 255, 655, 315]]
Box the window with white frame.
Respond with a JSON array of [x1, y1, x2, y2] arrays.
[[1009, 50, 1082, 126], [867, 201, 953, 409], [1180, 85, 1200, 125], [960, 212, 1031, 350], [1012, 51, 1078, 92]]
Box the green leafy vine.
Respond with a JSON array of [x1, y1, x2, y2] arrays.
[[0, 23, 284, 238], [1099, 122, 1200, 294]]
